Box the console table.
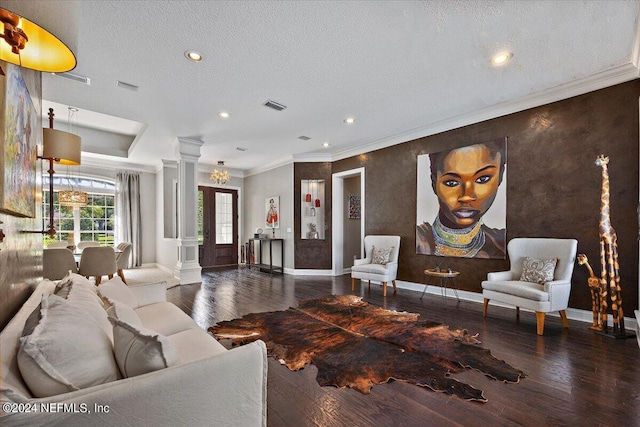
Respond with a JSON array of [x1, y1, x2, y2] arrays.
[[248, 238, 284, 274]]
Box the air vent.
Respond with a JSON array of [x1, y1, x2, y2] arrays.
[[298, 136, 311, 141], [52, 72, 91, 85], [236, 147, 248, 152], [116, 80, 139, 91], [263, 100, 286, 111]]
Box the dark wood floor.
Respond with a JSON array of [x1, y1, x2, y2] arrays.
[[166, 267, 640, 427]]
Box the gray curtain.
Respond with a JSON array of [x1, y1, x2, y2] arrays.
[[115, 171, 141, 267]]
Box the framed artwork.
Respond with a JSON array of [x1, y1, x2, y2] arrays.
[[266, 196, 280, 229], [0, 63, 37, 218], [348, 194, 361, 219], [416, 137, 507, 259]]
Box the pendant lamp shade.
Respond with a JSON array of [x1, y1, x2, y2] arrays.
[[42, 128, 81, 165]]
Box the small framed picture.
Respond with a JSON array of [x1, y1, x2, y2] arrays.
[[266, 196, 280, 229]]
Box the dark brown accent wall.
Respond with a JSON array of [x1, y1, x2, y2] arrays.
[[294, 162, 332, 269], [334, 80, 640, 312]]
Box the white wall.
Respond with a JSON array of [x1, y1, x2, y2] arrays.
[[244, 163, 294, 269]]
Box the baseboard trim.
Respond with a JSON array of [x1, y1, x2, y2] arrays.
[[286, 268, 334, 276]]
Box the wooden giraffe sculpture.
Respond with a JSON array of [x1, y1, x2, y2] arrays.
[[595, 154, 625, 336], [576, 254, 602, 331]]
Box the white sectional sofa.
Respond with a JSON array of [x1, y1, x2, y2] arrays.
[[0, 275, 267, 426]]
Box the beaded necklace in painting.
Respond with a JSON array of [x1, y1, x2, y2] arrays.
[[432, 216, 485, 257]]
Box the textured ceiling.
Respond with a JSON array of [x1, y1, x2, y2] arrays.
[[26, 1, 640, 174]]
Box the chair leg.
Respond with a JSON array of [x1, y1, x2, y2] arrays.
[[108, 274, 113, 280], [392, 280, 397, 295], [351, 277, 356, 291], [516, 307, 520, 322], [483, 298, 489, 317], [368, 280, 371, 292], [118, 269, 127, 284], [535, 312, 546, 335], [382, 281, 387, 297], [559, 310, 569, 328], [95, 276, 102, 286]]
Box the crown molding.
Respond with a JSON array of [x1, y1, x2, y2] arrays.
[[631, 5, 640, 68], [244, 155, 294, 178], [81, 152, 157, 173], [291, 152, 333, 163], [332, 62, 640, 162]]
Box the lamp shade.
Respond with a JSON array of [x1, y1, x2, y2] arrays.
[[43, 128, 81, 165], [0, 7, 76, 72]]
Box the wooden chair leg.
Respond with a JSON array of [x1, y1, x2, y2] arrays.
[[95, 276, 102, 285], [118, 269, 127, 284], [483, 298, 489, 317], [535, 312, 546, 335], [108, 274, 113, 280], [516, 307, 520, 322], [351, 277, 356, 291], [368, 280, 371, 292], [559, 310, 569, 328], [382, 281, 387, 297], [392, 280, 397, 295]]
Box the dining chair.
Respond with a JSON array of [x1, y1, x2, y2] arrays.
[[78, 246, 117, 285], [77, 241, 101, 250], [47, 241, 69, 249], [115, 242, 133, 284], [43, 248, 78, 280]]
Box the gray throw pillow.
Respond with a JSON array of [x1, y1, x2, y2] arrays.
[[371, 245, 394, 265], [520, 257, 557, 284]]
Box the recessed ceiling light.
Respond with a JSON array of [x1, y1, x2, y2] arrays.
[[343, 117, 355, 124], [185, 51, 202, 62], [218, 111, 230, 118], [491, 52, 512, 66], [323, 142, 330, 148]]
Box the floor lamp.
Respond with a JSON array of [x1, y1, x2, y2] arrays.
[[36, 108, 81, 236]]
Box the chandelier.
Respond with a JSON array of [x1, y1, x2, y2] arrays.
[[210, 161, 229, 185], [59, 189, 88, 208]]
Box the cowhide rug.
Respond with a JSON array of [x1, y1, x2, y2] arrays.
[[208, 295, 524, 402]]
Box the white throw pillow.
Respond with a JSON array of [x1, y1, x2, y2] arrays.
[[106, 300, 142, 328], [109, 317, 180, 378], [520, 257, 557, 284], [58, 271, 95, 292], [98, 276, 139, 309], [17, 294, 121, 398], [55, 278, 113, 341]]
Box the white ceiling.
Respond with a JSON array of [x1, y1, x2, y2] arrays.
[[31, 1, 640, 175]]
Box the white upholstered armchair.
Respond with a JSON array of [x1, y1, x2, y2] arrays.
[[481, 237, 578, 335], [351, 235, 401, 297]]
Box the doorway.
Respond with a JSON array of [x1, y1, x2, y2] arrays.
[[198, 186, 238, 267], [332, 167, 365, 276]]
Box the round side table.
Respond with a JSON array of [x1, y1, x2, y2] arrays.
[[422, 268, 460, 304]]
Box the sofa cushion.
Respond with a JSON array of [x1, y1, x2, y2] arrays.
[[110, 317, 180, 377], [17, 294, 121, 398], [481, 280, 549, 302], [351, 263, 390, 274], [167, 328, 227, 364], [106, 300, 142, 328], [135, 302, 199, 336], [520, 257, 557, 284], [98, 276, 139, 309], [57, 271, 94, 291], [372, 245, 394, 265]]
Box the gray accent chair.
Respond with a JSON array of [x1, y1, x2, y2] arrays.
[[78, 246, 117, 285], [43, 248, 78, 280], [481, 237, 578, 335], [351, 235, 401, 297], [115, 242, 133, 284]]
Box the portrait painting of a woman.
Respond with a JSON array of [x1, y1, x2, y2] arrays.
[[416, 138, 507, 259]]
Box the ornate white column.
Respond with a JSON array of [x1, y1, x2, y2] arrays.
[[173, 137, 204, 284]]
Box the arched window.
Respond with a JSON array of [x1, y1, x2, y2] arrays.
[[43, 176, 116, 247]]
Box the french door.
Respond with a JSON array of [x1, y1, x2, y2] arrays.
[[198, 186, 238, 267]]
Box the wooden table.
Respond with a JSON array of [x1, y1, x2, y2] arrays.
[[422, 268, 460, 304]]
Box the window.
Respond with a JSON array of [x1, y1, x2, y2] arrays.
[[43, 177, 116, 247], [215, 192, 233, 244]]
